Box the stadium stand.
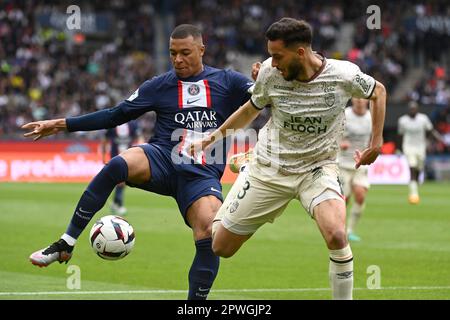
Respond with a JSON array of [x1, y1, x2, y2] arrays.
[[0, 0, 448, 158]]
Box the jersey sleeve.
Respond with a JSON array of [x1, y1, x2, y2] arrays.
[[119, 77, 159, 118], [250, 59, 272, 110], [345, 62, 377, 99], [66, 78, 159, 132], [424, 115, 433, 131], [227, 70, 254, 106]]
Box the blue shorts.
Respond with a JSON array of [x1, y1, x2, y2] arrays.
[[127, 143, 223, 226]]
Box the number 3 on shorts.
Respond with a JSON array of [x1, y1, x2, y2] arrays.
[[237, 180, 251, 199]]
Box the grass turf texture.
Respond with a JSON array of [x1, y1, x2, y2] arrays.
[[0, 182, 449, 300]]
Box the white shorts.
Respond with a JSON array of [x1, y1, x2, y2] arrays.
[[217, 161, 345, 235], [339, 167, 370, 198], [403, 148, 426, 170]]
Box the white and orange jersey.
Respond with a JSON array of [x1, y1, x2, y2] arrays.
[[251, 56, 376, 174], [398, 113, 433, 154]]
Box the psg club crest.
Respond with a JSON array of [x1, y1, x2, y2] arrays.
[[188, 84, 200, 96]]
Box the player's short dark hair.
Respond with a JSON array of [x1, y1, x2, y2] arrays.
[[265, 18, 313, 47], [171, 24, 203, 40]]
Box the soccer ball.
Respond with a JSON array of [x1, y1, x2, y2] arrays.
[[89, 215, 135, 260]]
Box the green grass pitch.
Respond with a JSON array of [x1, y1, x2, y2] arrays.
[[0, 182, 449, 300]]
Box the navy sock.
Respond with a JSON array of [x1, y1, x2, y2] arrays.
[[65, 156, 128, 238], [188, 238, 220, 300], [114, 185, 125, 206]]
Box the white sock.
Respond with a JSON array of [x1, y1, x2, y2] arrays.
[[409, 181, 418, 196], [329, 245, 353, 300], [347, 202, 364, 234], [61, 233, 77, 246]]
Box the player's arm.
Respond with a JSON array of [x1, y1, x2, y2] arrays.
[[21, 118, 67, 141], [354, 80, 386, 168], [191, 100, 262, 153], [424, 116, 445, 143], [22, 80, 156, 141], [21, 107, 129, 141], [429, 129, 444, 143], [193, 61, 270, 153]]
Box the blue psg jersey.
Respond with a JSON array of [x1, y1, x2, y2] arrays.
[[112, 65, 252, 177], [122, 65, 252, 143], [66, 66, 253, 177]]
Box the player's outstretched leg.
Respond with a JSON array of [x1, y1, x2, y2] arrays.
[[29, 156, 129, 267], [408, 168, 420, 204]]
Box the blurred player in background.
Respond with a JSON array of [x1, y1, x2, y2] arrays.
[[22, 24, 255, 300], [338, 98, 372, 242], [101, 120, 144, 216], [192, 18, 387, 300], [398, 101, 443, 204]]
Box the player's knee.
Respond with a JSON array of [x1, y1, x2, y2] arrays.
[[103, 156, 128, 182], [212, 240, 236, 258], [120, 147, 150, 184], [327, 229, 348, 249], [354, 192, 365, 205], [193, 224, 212, 241]]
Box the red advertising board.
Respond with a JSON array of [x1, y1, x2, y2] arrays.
[[0, 152, 104, 182], [0, 141, 104, 182]]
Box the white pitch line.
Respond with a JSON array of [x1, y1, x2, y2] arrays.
[[1, 286, 450, 296]]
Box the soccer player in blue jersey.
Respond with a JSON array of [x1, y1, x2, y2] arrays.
[[22, 24, 254, 300], [101, 120, 144, 216]]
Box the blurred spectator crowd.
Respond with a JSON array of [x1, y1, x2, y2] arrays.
[[0, 0, 157, 139], [0, 0, 449, 154]]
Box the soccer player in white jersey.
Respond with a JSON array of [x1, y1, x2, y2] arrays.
[[338, 98, 372, 242], [191, 18, 387, 300], [398, 101, 440, 204]]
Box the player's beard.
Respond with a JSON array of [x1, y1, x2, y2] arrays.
[[283, 59, 303, 81]]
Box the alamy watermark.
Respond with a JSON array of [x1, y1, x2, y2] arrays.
[[366, 5, 381, 30], [66, 5, 81, 30], [66, 265, 81, 290], [366, 265, 381, 289]]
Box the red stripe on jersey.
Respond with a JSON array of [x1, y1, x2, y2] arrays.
[[203, 80, 211, 108], [201, 153, 206, 166], [178, 80, 183, 109]]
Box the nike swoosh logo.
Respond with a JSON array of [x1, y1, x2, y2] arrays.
[[79, 207, 92, 214], [187, 98, 200, 104], [210, 187, 221, 193], [75, 211, 91, 220], [198, 287, 210, 292]]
